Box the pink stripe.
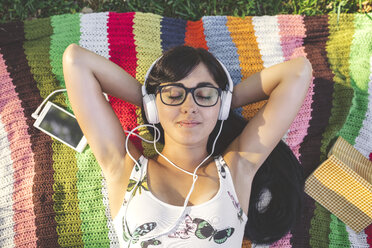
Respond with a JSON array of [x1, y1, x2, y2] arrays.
[[270, 232, 292, 248], [277, 15, 314, 160], [0, 53, 37, 247]]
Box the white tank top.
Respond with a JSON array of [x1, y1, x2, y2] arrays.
[[113, 155, 248, 248]]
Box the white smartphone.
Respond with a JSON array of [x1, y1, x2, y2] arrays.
[[33, 101, 87, 153]]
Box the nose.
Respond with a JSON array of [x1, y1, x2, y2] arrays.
[[180, 92, 198, 114]]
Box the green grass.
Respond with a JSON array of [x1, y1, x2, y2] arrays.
[[1, 0, 369, 23]]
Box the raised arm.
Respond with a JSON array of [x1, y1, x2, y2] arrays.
[[228, 56, 312, 170], [63, 44, 142, 175]]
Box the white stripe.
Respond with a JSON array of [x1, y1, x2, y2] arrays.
[[101, 174, 120, 247], [80, 12, 119, 247], [252, 16, 290, 143], [252, 16, 285, 68], [80, 12, 110, 59], [345, 225, 369, 247], [0, 118, 15, 248], [354, 56, 372, 158]]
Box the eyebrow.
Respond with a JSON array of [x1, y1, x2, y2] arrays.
[[162, 82, 216, 87], [196, 82, 215, 87]]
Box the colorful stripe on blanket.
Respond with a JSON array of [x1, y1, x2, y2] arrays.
[[0, 12, 371, 248]]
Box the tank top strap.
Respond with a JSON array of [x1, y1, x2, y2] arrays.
[[214, 155, 230, 181], [128, 155, 148, 182]]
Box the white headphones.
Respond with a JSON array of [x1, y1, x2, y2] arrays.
[[141, 55, 234, 124]]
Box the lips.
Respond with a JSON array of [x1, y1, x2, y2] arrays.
[[177, 120, 201, 127]]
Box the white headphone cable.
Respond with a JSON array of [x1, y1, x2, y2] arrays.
[[31, 89, 67, 119], [122, 120, 224, 243], [31, 88, 109, 119]]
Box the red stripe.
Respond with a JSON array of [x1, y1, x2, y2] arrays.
[[184, 19, 208, 50], [107, 12, 142, 152], [365, 130, 372, 244], [366, 223, 372, 246]]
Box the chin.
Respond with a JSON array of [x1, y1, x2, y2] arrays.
[[165, 131, 208, 147]]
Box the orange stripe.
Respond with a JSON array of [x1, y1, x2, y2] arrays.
[[226, 16, 266, 120], [184, 19, 208, 49], [242, 238, 252, 248]]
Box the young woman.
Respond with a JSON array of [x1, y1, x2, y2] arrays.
[[63, 44, 312, 247]]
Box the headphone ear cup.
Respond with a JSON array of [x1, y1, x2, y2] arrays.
[[143, 94, 159, 124], [218, 90, 232, 120]]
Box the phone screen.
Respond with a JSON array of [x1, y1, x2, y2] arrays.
[[39, 104, 84, 148]]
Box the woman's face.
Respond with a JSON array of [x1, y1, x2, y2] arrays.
[[156, 62, 221, 148]]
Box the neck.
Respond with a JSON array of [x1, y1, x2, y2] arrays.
[[157, 142, 212, 174]]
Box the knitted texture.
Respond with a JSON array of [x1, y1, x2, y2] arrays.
[[0, 53, 16, 248], [0, 22, 39, 248], [23, 17, 59, 247], [278, 15, 314, 160], [133, 12, 163, 158], [78, 12, 112, 247], [203, 16, 243, 116], [226, 16, 266, 121], [353, 30, 372, 160], [320, 14, 355, 163], [0, 12, 371, 248], [338, 14, 372, 144], [50, 14, 84, 247], [322, 14, 355, 247]]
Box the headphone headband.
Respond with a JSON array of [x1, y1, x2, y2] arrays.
[[142, 53, 234, 123]]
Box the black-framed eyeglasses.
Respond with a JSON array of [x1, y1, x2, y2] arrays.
[[156, 83, 222, 107]]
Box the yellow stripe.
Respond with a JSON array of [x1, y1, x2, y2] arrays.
[[133, 13, 163, 156], [133, 12, 163, 84]]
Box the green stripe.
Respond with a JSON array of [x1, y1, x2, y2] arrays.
[[50, 13, 84, 247], [76, 150, 110, 247], [338, 13, 372, 144], [23, 16, 60, 246], [329, 215, 351, 248], [310, 202, 332, 248], [321, 13, 354, 247], [24, 18, 59, 100], [73, 14, 110, 246], [319, 13, 355, 162]]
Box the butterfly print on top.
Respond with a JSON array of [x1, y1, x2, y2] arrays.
[[127, 175, 149, 196], [168, 214, 197, 239], [140, 238, 161, 247], [123, 221, 157, 244], [193, 218, 235, 244]]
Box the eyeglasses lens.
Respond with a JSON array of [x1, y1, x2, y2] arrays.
[[160, 85, 219, 106], [161, 86, 185, 105]]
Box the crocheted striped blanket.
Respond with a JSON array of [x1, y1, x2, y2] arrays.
[[0, 12, 371, 247]]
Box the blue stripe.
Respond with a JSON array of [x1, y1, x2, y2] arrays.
[[202, 16, 242, 115], [160, 17, 187, 52]]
